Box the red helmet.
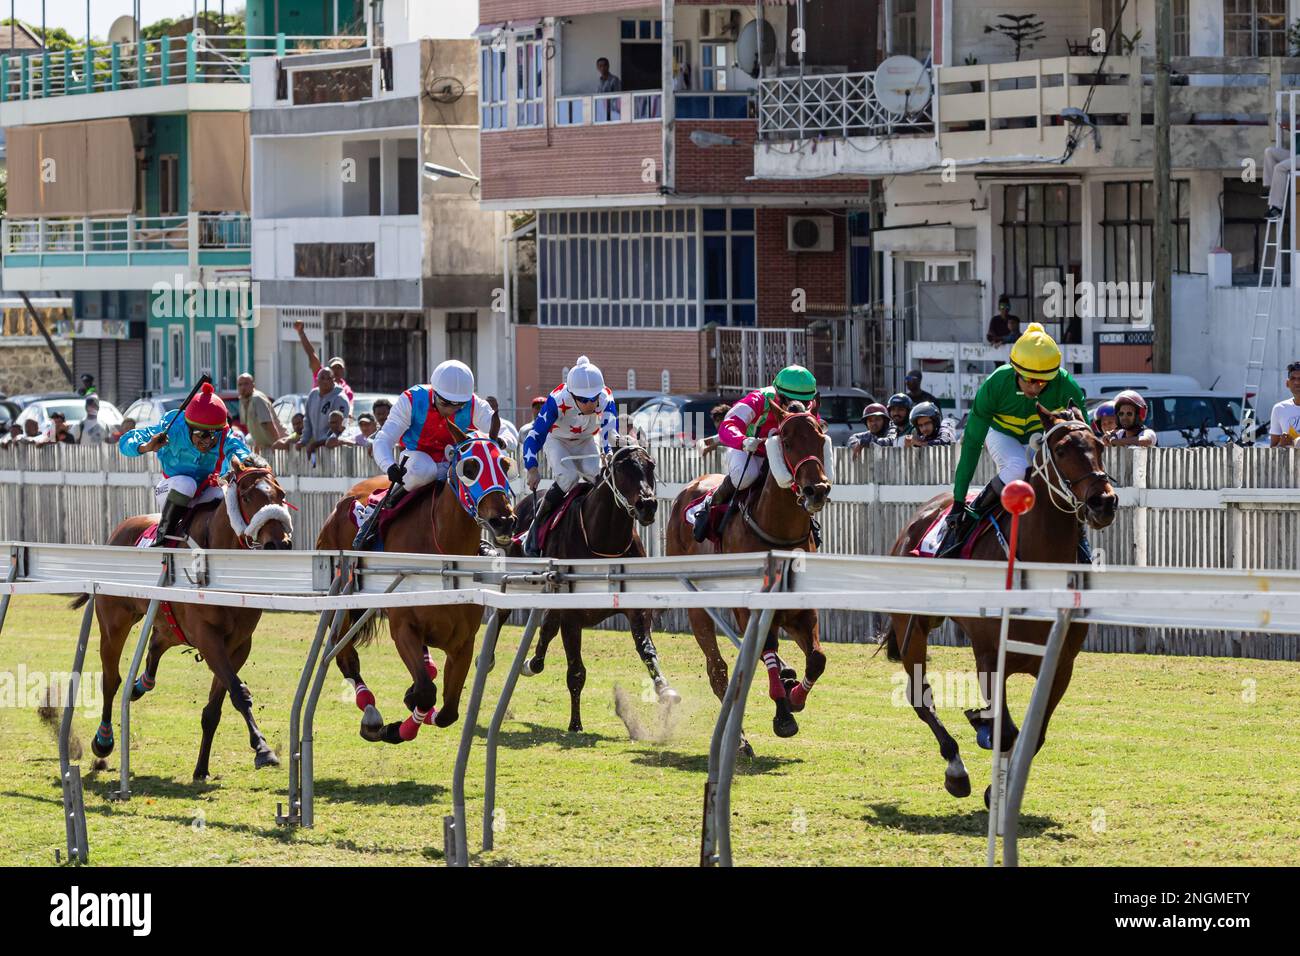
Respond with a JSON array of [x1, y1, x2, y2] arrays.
[[184, 383, 228, 430], [1112, 389, 1147, 423]]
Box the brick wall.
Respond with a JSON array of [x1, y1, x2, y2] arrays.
[[481, 126, 663, 203], [675, 121, 873, 198], [756, 208, 849, 328], [533, 328, 708, 394], [0, 340, 73, 395]]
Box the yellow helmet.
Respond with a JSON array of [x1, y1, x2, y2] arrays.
[[1009, 322, 1061, 381]]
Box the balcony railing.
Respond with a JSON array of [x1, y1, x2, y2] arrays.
[[2, 213, 250, 266], [758, 70, 935, 139], [554, 90, 663, 128], [0, 33, 366, 102]]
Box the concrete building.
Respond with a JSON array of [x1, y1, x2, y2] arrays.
[[250, 9, 517, 402]]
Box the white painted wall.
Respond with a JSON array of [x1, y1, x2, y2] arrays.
[[252, 215, 423, 281], [952, 1, 1091, 65]]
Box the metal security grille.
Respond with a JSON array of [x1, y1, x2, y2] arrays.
[[325, 311, 424, 393]]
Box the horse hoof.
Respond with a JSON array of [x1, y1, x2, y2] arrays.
[[779, 666, 798, 682], [738, 737, 755, 758], [568, 722, 584, 733], [523, 656, 544, 676], [359, 704, 385, 742], [433, 708, 457, 728], [772, 712, 799, 738], [380, 722, 407, 744], [193, 772, 209, 783], [91, 736, 114, 759], [656, 685, 681, 705], [130, 682, 150, 702], [254, 749, 280, 770], [945, 772, 972, 798]]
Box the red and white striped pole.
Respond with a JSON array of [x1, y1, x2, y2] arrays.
[[987, 479, 1035, 866]]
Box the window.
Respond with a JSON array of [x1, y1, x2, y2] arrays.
[[703, 207, 756, 327], [618, 17, 663, 90], [159, 155, 179, 216], [167, 326, 185, 388], [1000, 184, 1082, 342], [148, 328, 164, 394], [446, 312, 478, 370], [1222, 176, 1269, 278], [480, 43, 507, 130], [892, 0, 918, 57], [516, 39, 544, 128], [1224, 0, 1287, 57], [1173, 0, 1190, 56], [216, 328, 238, 391], [195, 331, 213, 380], [539, 208, 699, 328], [1101, 180, 1190, 289], [701, 43, 728, 91]]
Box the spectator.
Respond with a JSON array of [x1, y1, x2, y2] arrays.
[[886, 393, 913, 439], [353, 413, 378, 448], [1105, 390, 1157, 448], [1265, 138, 1293, 220], [109, 417, 136, 443], [237, 372, 289, 453], [292, 318, 355, 407], [323, 410, 354, 448], [1269, 360, 1300, 447], [78, 374, 97, 397], [289, 412, 306, 443], [371, 398, 392, 429], [1091, 401, 1118, 439], [1, 424, 21, 448], [299, 367, 351, 454], [900, 402, 954, 447], [18, 419, 41, 444], [903, 370, 940, 407], [486, 396, 517, 450], [516, 395, 547, 450], [75, 397, 109, 445], [987, 295, 1021, 346], [849, 403, 895, 456], [596, 57, 621, 93], [44, 411, 75, 444], [697, 403, 733, 458]]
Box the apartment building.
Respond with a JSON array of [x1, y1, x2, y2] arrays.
[[0, 3, 364, 407], [755, 0, 1300, 414], [249, 5, 515, 399], [477, 0, 875, 407]]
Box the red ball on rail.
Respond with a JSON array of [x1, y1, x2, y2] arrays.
[[1001, 479, 1036, 516]]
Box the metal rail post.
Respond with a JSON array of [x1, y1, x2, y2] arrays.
[[446, 607, 513, 867], [277, 569, 345, 827], [58, 598, 96, 863], [0, 546, 21, 636], [481, 607, 548, 852], [110, 561, 172, 802]]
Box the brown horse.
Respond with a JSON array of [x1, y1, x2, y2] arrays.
[[75, 456, 294, 780], [315, 425, 516, 743], [508, 439, 678, 732], [665, 403, 831, 751], [885, 404, 1117, 801]]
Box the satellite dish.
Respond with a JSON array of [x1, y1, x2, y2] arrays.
[[874, 55, 932, 115], [736, 19, 777, 78], [108, 15, 137, 46]]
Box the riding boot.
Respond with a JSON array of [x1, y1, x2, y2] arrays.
[[1078, 527, 1094, 565], [936, 477, 1004, 558], [525, 483, 567, 557], [152, 491, 192, 548], [694, 475, 736, 542]]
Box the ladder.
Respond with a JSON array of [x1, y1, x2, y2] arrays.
[[1242, 170, 1288, 438]]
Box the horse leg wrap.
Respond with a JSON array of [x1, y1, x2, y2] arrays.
[[762, 651, 786, 701], [354, 682, 375, 712], [423, 649, 438, 681], [134, 673, 155, 697], [788, 677, 814, 711], [95, 722, 114, 746], [422, 706, 439, 725], [398, 706, 430, 741]]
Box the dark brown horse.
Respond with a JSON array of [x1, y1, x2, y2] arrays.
[[75, 456, 293, 780], [665, 403, 831, 752], [508, 439, 677, 732], [885, 405, 1117, 801], [315, 425, 517, 743]]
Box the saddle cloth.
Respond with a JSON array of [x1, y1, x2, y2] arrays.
[[910, 498, 996, 559], [511, 484, 585, 552], [133, 476, 224, 548], [349, 480, 443, 548], [684, 480, 759, 546]]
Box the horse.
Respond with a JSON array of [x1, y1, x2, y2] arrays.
[[884, 404, 1118, 801], [665, 402, 832, 752], [507, 438, 678, 733], [315, 425, 517, 743], [73, 455, 294, 780]]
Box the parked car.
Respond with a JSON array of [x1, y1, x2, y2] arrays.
[[15, 397, 124, 436], [610, 389, 668, 416], [1073, 373, 1202, 400], [814, 387, 878, 446], [1087, 390, 1253, 447], [122, 390, 244, 432], [628, 393, 726, 445]]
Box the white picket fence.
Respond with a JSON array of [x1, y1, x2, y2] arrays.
[[3, 442, 1298, 657]]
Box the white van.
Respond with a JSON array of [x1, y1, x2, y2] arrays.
[[1073, 373, 1202, 400]]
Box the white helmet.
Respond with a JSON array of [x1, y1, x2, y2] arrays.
[[431, 359, 475, 404], [566, 355, 605, 398]]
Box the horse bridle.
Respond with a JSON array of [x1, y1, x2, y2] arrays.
[[1030, 419, 1114, 518], [597, 443, 654, 519], [447, 434, 514, 534], [776, 410, 827, 506], [228, 467, 294, 550]]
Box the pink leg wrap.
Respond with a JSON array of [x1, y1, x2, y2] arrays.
[[763, 651, 786, 701], [423, 649, 438, 681], [354, 683, 375, 712], [399, 706, 429, 741], [789, 678, 813, 710]]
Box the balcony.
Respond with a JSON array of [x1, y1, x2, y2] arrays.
[[759, 70, 933, 139], [1, 213, 250, 290]]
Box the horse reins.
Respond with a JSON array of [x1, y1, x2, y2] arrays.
[[582, 443, 653, 558], [1030, 419, 1114, 520], [739, 409, 827, 547], [228, 467, 294, 550]]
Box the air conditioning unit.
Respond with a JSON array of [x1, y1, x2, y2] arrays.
[[787, 216, 834, 253], [699, 9, 740, 40]]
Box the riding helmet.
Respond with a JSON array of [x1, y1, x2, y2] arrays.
[[431, 359, 475, 404], [887, 392, 914, 411], [773, 365, 817, 403], [909, 401, 942, 429], [861, 402, 889, 424], [1009, 322, 1062, 381], [185, 383, 228, 430], [1112, 389, 1148, 423]]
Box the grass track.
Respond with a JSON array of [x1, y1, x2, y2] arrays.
[[0, 596, 1296, 866]]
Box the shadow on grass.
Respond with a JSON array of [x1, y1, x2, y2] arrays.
[[628, 748, 802, 775], [472, 722, 618, 749], [862, 801, 1071, 840], [314, 776, 446, 807]]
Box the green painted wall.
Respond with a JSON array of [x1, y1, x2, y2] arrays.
[[144, 115, 190, 218], [148, 288, 253, 391], [247, 0, 363, 38]]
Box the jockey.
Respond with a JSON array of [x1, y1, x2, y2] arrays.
[[936, 323, 1087, 558], [901, 401, 953, 447], [521, 355, 617, 557], [370, 359, 496, 511], [118, 383, 250, 548], [1106, 390, 1157, 447], [692, 364, 819, 543]]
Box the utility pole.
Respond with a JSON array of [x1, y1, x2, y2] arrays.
[[1152, 0, 1172, 372]]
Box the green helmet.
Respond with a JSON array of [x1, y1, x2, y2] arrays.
[[773, 365, 817, 403]]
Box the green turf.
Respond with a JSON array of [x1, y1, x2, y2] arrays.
[[0, 595, 1296, 866]]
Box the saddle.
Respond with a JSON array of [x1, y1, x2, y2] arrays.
[[685, 480, 761, 546], [910, 499, 1004, 560], [134, 475, 223, 548], [513, 484, 587, 552]]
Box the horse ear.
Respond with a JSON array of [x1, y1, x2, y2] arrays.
[[1036, 402, 1058, 431], [446, 418, 467, 444], [229, 455, 244, 472]]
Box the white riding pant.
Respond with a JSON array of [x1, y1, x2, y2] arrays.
[[153, 475, 223, 509], [398, 449, 450, 490], [985, 428, 1031, 487], [544, 437, 601, 492], [725, 447, 766, 490], [1266, 146, 1294, 210]]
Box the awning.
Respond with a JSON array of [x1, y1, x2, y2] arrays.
[[190, 112, 250, 213], [509, 18, 543, 34], [472, 22, 506, 39], [6, 118, 133, 218]]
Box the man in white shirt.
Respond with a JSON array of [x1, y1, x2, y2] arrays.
[[1269, 361, 1300, 447]]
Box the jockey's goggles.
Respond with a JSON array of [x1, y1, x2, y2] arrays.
[[433, 392, 468, 410], [189, 427, 219, 442], [572, 393, 601, 405]]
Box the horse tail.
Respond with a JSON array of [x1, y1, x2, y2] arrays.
[[343, 607, 387, 648], [69, 593, 91, 611]]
